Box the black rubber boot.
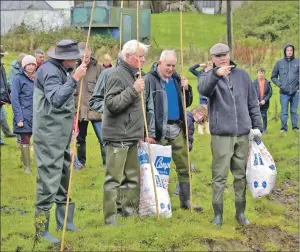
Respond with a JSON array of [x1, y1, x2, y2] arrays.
[[100, 144, 106, 170], [1, 118, 16, 137], [35, 210, 60, 245], [235, 201, 250, 225], [77, 142, 86, 166], [212, 202, 223, 227], [55, 203, 79, 231], [179, 182, 203, 212]]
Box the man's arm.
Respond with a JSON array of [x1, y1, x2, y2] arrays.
[[247, 73, 263, 132], [189, 64, 201, 77], [144, 76, 156, 139], [198, 68, 221, 97], [105, 77, 139, 114], [271, 61, 281, 87], [43, 74, 78, 109], [89, 71, 108, 113]]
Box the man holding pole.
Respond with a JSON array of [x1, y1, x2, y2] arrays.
[[33, 40, 87, 244], [101, 39, 148, 225], [144, 50, 203, 212], [198, 43, 263, 226]]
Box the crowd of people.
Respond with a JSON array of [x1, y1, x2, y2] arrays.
[[0, 39, 298, 245]]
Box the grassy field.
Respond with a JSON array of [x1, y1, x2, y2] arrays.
[[1, 10, 299, 252]]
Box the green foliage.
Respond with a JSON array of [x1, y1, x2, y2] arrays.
[[1, 23, 118, 55], [233, 1, 299, 45]]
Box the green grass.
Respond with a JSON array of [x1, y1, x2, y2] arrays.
[[1, 9, 299, 252], [151, 12, 226, 50]]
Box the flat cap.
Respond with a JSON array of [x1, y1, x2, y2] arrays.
[[209, 43, 230, 55]]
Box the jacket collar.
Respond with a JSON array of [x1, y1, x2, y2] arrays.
[[119, 58, 139, 78], [48, 58, 71, 75]]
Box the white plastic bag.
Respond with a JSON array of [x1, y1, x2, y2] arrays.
[[246, 139, 277, 198], [138, 143, 172, 218]]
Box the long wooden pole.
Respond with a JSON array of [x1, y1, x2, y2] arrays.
[[119, 1, 124, 51], [180, 0, 193, 212], [136, 1, 160, 220], [60, 1, 96, 251]]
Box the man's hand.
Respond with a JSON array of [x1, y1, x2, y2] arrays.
[[145, 137, 157, 144], [260, 100, 266, 105], [249, 128, 262, 141], [204, 61, 213, 72], [72, 63, 87, 81], [17, 121, 24, 127], [181, 76, 188, 90], [216, 65, 234, 77], [133, 78, 145, 93]]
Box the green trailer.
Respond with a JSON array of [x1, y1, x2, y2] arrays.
[[71, 6, 151, 45]]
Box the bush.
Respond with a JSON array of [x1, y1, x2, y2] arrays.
[[233, 1, 298, 46], [1, 24, 118, 55]]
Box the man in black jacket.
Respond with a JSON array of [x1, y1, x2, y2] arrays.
[[271, 43, 299, 132], [145, 50, 203, 212], [199, 43, 263, 226]]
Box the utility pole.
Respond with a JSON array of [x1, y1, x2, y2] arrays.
[[226, 0, 233, 58]]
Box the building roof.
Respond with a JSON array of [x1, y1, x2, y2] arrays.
[[1, 1, 53, 10]]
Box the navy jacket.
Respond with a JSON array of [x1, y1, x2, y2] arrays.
[[11, 69, 34, 134], [252, 78, 272, 110], [198, 61, 263, 136], [271, 43, 299, 95]]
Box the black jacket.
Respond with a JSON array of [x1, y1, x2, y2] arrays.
[[145, 62, 193, 141], [271, 43, 299, 95], [252, 78, 272, 110]]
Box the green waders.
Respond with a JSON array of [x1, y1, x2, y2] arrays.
[[161, 130, 202, 212], [211, 135, 250, 226], [33, 87, 78, 244], [103, 143, 140, 225]]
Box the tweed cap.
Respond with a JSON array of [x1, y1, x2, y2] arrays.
[[209, 43, 230, 55]]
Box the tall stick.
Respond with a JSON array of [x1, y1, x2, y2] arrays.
[[119, 1, 124, 51], [180, 0, 193, 212], [60, 1, 96, 251], [136, 1, 160, 220]]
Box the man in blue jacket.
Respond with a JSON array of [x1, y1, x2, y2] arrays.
[[145, 50, 203, 212], [271, 43, 299, 132], [199, 43, 263, 227]]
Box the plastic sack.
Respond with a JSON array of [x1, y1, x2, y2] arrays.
[[138, 143, 172, 218], [246, 139, 277, 198]]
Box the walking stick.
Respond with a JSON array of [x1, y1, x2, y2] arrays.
[[136, 1, 160, 220], [60, 0, 96, 251], [119, 1, 124, 51], [180, 0, 193, 212]]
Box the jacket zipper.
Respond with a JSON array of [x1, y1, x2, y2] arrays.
[[228, 76, 238, 135]]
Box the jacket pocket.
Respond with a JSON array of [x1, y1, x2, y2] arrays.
[[87, 81, 96, 94]]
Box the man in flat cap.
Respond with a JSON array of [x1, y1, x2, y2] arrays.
[[198, 43, 263, 226], [33, 40, 87, 244]]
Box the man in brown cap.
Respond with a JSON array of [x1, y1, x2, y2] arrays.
[[33, 40, 87, 244], [198, 43, 263, 227]]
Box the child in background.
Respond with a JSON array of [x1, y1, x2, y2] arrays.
[[69, 115, 84, 170], [189, 61, 212, 134], [102, 54, 113, 69], [252, 67, 272, 132]]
